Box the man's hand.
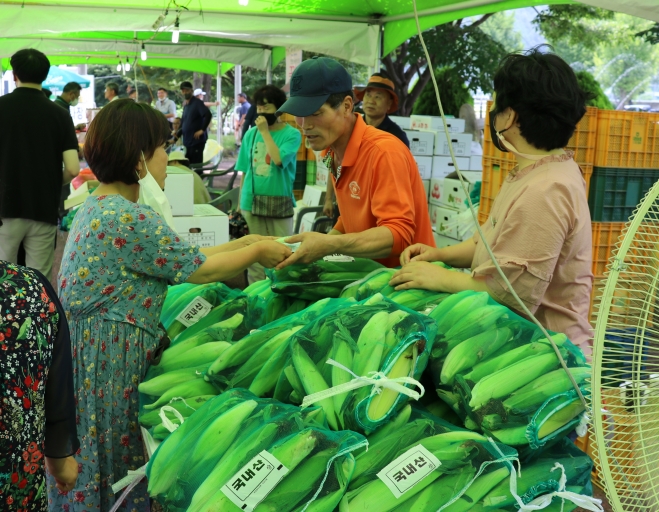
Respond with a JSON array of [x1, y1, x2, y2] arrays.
[[193, 129, 205, 139], [323, 198, 334, 218], [399, 244, 443, 266], [253, 241, 292, 268], [389, 261, 452, 292], [46, 456, 78, 493], [276, 232, 336, 269], [254, 115, 269, 133]]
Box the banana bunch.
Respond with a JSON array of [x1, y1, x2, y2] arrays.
[[146, 389, 366, 512], [269, 258, 384, 301], [162, 282, 245, 339], [204, 298, 351, 397], [244, 279, 310, 325], [341, 406, 518, 512], [285, 294, 436, 432]]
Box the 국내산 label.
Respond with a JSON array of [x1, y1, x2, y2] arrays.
[[221, 450, 289, 512], [175, 296, 213, 328], [377, 445, 441, 499], [323, 254, 355, 263]]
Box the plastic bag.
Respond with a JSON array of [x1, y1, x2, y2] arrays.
[[286, 294, 437, 433], [244, 279, 311, 326], [204, 298, 352, 396], [429, 290, 590, 449], [340, 406, 519, 512], [146, 389, 367, 512], [268, 257, 385, 301], [162, 282, 245, 339], [340, 268, 397, 301]]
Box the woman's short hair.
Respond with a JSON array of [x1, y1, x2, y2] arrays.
[[492, 46, 589, 151], [84, 99, 170, 185], [253, 85, 287, 109]]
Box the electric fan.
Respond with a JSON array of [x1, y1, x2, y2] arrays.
[[591, 180, 659, 511]]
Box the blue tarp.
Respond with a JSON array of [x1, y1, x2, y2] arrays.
[[42, 65, 89, 95]]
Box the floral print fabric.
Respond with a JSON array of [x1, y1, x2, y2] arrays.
[[48, 195, 205, 511]]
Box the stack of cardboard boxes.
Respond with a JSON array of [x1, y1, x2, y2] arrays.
[[390, 115, 483, 248], [164, 168, 229, 247]]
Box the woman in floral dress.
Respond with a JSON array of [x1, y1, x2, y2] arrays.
[[48, 100, 290, 511], [0, 260, 79, 511]]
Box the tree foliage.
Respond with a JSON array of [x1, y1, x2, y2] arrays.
[[575, 71, 613, 110], [412, 67, 472, 117], [382, 16, 507, 116], [532, 5, 614, 50]]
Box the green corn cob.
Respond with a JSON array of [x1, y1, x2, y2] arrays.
[[151, 423, 174, 440], [156, 341, 231, 375], [463, 337, 567, 384], [285, 364, 305, 398], [296, 454, 355, 512], [362, 293, 385, 306], [331, 334, 355, 429], [436, 389, 462, 413], [174, 309, 244, 347], [138, 365, 209, 397], [503, 366, 591, 415], [352, 311, 388, 378], [143, 378, 217, 410], [188, 421, 282, 511], [243, 279, 271, 296], [231, 326, 303, 389], [160, 283, 197, 327], [366, 404, 412, 446], [382, 310, 410, 362], [429, 291, 488, 334], [249, 339, 292, 397], [441, 327, 513, 385], [165, 284, 230, 338], [415, 431, 487, 466], [319, 272, 367, 282], [138, 395, 214, 428], [146, 392, 245, 497], [273, 360, 294, 402], [537, 397, 585, 439], [291, 342, 339, 430], [481, 414, 526, 431], [440, 305, 509, 355], [489, 425, 529, 445], [469, 352, 565, 410], [441, 466, 510, 512], [389, 468, 477, 512], [464, 417, 479, 431], [184, 400, 259, 487]]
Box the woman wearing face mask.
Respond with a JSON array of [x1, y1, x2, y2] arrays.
[[48, 99, 290, 511], [236, 84, 302, 283], [390, 46, 594, 356]]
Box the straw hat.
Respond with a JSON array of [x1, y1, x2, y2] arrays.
[[353, 73, 399, 114]]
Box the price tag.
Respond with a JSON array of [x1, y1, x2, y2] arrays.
[[221, 450, 289, 512], [410, 115, 433, 131], [175, 296, 213, 327], [377, 445, 441, 499], [323, 254, 355, 263]]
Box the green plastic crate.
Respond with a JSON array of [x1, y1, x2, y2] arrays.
[[588, 167, 659, 222]]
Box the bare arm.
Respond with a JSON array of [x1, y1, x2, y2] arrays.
[[323, 179, 335, 217], [400, 238, 476, 268], [260, 129, 282, 166], [62, 150, 79, 185], [198, 235, 272, 257]]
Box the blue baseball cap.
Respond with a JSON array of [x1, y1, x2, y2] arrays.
[[277, 57, 353, 117]]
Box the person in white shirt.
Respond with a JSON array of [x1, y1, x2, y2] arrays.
[[155, 87, 177, 126]]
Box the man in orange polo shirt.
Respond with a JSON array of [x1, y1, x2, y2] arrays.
[[276, 57, 434, 268]]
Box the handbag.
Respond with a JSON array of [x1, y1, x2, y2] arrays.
[[250, 134, 294, 218]]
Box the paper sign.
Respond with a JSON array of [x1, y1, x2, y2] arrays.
[[221, 450, 289, 512], [323, 254, 355, 262], [285, 49, 303, 84], [377, 445, 441, 499], [175, 296, 213, 328], [410, 115, 433, 131]]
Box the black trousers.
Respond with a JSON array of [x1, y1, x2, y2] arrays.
[[186, 145, 204, 165]]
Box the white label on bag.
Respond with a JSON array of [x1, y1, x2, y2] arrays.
[[377, 445, 441, 498], [175, 296, 213, 327], [221, 450, 289, 512], [323, 254, 355, 263]]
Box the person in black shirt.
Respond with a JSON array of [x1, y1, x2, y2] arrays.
[[177, 80, 212, 167], [54, 82, 86, 130], [323, 71, 410, 218], [0, 49, 79, 280]]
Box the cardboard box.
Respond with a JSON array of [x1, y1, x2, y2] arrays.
[[64, 181, 93, 210], [468, 155, 483, 171], [442, 176, 476, 211], [433, 230, 459, 249], [314, 151, 330, 187], [422, 180, 430, 201], [404, 130, 435, 156], [171, 204, 229, 247], [389, 116, 411, 130], [432, 205, 460, 238], [428, 178, 444, 206], [434, 133, 473, 157], [410, 115, 466, 133], [165, 167, 195, 216], [414, 156, 433, 180], [432, 156, 470, 179], [302, 184, 326, 207]]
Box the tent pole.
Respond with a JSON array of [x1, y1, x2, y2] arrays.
[[266, 53, 272, 85], [217, 61, 222, 145], [234, 64, 242, 140], [0, 61, 3, 96]]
